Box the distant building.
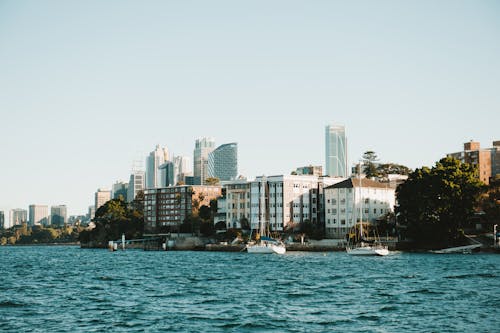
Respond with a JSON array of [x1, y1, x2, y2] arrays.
[[146, 145, 169, 188], [128, 170, 145, 202], [447, 140, 500, 184], [95, 189, 111, 211], [29, 205, 49, 226], [208, 143, 238, 181], [10, 208, 27, 227], [295, 165, 323, 176], [324, 178, 395, 238], [144, 185, 222, 233], [88, 205, 96, 221], [325, 124, 348, 177], [221, 179, 251, 229], [50, 205, 67, 226], [193, 137, 215, 185], [112, 181, 128, 200], [0, 211, 4, 229]]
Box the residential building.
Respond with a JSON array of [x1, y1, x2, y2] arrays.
[[295, 165, 323, 176], [0, 211, 4, 229], [29, 205, 49, 226], [447, 140, 499, 184], [214, 195, 227, 228], [146, 145, 169, 188], [208, 143, 238, 181], [50, 205, 67, 226], [250, 175, 342, 232], [10, 208, 27, 227], [112, 181, 128, 200], [221, 179, 251, 229], [127, 170, 145, 202], [325, 124, 348, 177], [193, 137, 215, 185], [324, 178, 395, 238], [144, 185, 222, 233], [95, 189, 111, 211]]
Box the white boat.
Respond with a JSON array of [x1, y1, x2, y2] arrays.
[[247, 236, 286, 254], [429, 244, 481, 254], [346, 163, 389, 256]]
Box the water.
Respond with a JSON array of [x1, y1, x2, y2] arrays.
[[1, 247, 499, 332]]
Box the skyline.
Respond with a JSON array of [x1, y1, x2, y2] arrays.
[[1, 0, 499, 217]]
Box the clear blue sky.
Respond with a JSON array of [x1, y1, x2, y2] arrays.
[[1, 0, 499, 218]]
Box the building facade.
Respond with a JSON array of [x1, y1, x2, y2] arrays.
[[193, 137, 215, 185], [0, 211, 4, 229], [447, 140, 500, 184], [325, 124, 348, 177], [10, 208, 28, 227], [29, 205, 49, 226], [144, 185, 222, 233], [295, 165, 323, 176], [95, 189, 111, 211], [221, 179, 250, 229], [127, 170, 145, 202], [324, 178, 395, 238], [50, 205, 67, 226], [146, 145, 169, 188], [112, 181, 129, 200], [208, 143, 238, 181]]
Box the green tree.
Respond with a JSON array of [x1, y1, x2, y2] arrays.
[[205, 177, 220, 186], [479, 175, 500, 224], [396, 157, 484, 249], [362, 151, 379, 178], [377, 163, 411, 177]]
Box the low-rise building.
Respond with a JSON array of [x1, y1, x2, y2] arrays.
[[144, 185, 222, 234], [324, 178, 395, 239]]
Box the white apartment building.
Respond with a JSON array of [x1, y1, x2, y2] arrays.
[[324, 178, 395, 238], [250, 175, 339, 232], [28, 205, 49, 226], [95, 189, 111, 211], [221, 179, 251, 229]]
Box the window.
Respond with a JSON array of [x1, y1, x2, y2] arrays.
[[341, 219, 346, 225], [332, 209, 337, 214]]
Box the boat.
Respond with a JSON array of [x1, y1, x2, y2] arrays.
[[429, 244, 481, 254], [346, 163, 389, 256], [246, 236, 286, 254]]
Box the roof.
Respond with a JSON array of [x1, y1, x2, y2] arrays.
[[324, 178, 390, 190]]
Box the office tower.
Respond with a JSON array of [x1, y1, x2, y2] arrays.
[[50, 205, 67, 227], [10, 208, 27, 227], [208, 143, 238, 181], [95, 189, 111, 211], [0, 211, 4, 229], [127, 170, 145, 202], [193, 137, 215, 185], [88, 205, 96, 221], [325, 124, 348, 177], [146, 145, 169, 188], [112, 181, 129, 200], [29, 205, 49, 226]]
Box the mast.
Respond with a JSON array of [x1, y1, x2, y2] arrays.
[[359, 161, 363, 239]]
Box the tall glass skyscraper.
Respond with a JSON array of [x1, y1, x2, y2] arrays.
[[208, 143, 238, 181], [325, 125, 347, 177], [193, 137, 215, 185], [146, 145, 169, 188]]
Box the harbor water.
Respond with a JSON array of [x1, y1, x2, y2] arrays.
[[1, 246, 499, 332]]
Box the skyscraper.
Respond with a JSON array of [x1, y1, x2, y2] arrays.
[[29, 205, 49, 226], [50, 205, 67, 226], [193, 137, 215, 185], [127, 170, 145, 202], [95, 189, 111, 211], [112, 181, 129, 200], [0, 211, 4, 229], [208, 143, 238, 181], [10, 208, 27, 227], [325, 125, 348, 177], [146, 145, 169, 188]]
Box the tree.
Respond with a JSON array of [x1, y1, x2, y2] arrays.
[[478, 175, 500, 224], [377, 163, 411, 177], [205, 177, 220, 185], [362, 151, 379, 178], [396, 157, 484, 249]]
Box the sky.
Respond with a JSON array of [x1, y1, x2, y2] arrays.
[[1, 0, 499, 221]]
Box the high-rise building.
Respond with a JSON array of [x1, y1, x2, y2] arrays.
[[29, 205, 49, 226], [112, 181, 129, 200], [208, 143, 238, 181], [146, 145, 169, 188], [193, 137, 215, 185], [10, 208, 27, 227], [0, 211, 4, 229], [95, 189, 111, 211], [127, 170, 145, 202], [447, 140, 500, 184], [50, 205, 67, 227], [325, 124, 348, 177], [88, 205, 96, 221]]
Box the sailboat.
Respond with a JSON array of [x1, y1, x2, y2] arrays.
[[346, 164, 389, 256], [246, 180, 286, 254]]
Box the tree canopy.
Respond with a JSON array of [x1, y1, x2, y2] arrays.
[[396, 157, 484, 248]]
